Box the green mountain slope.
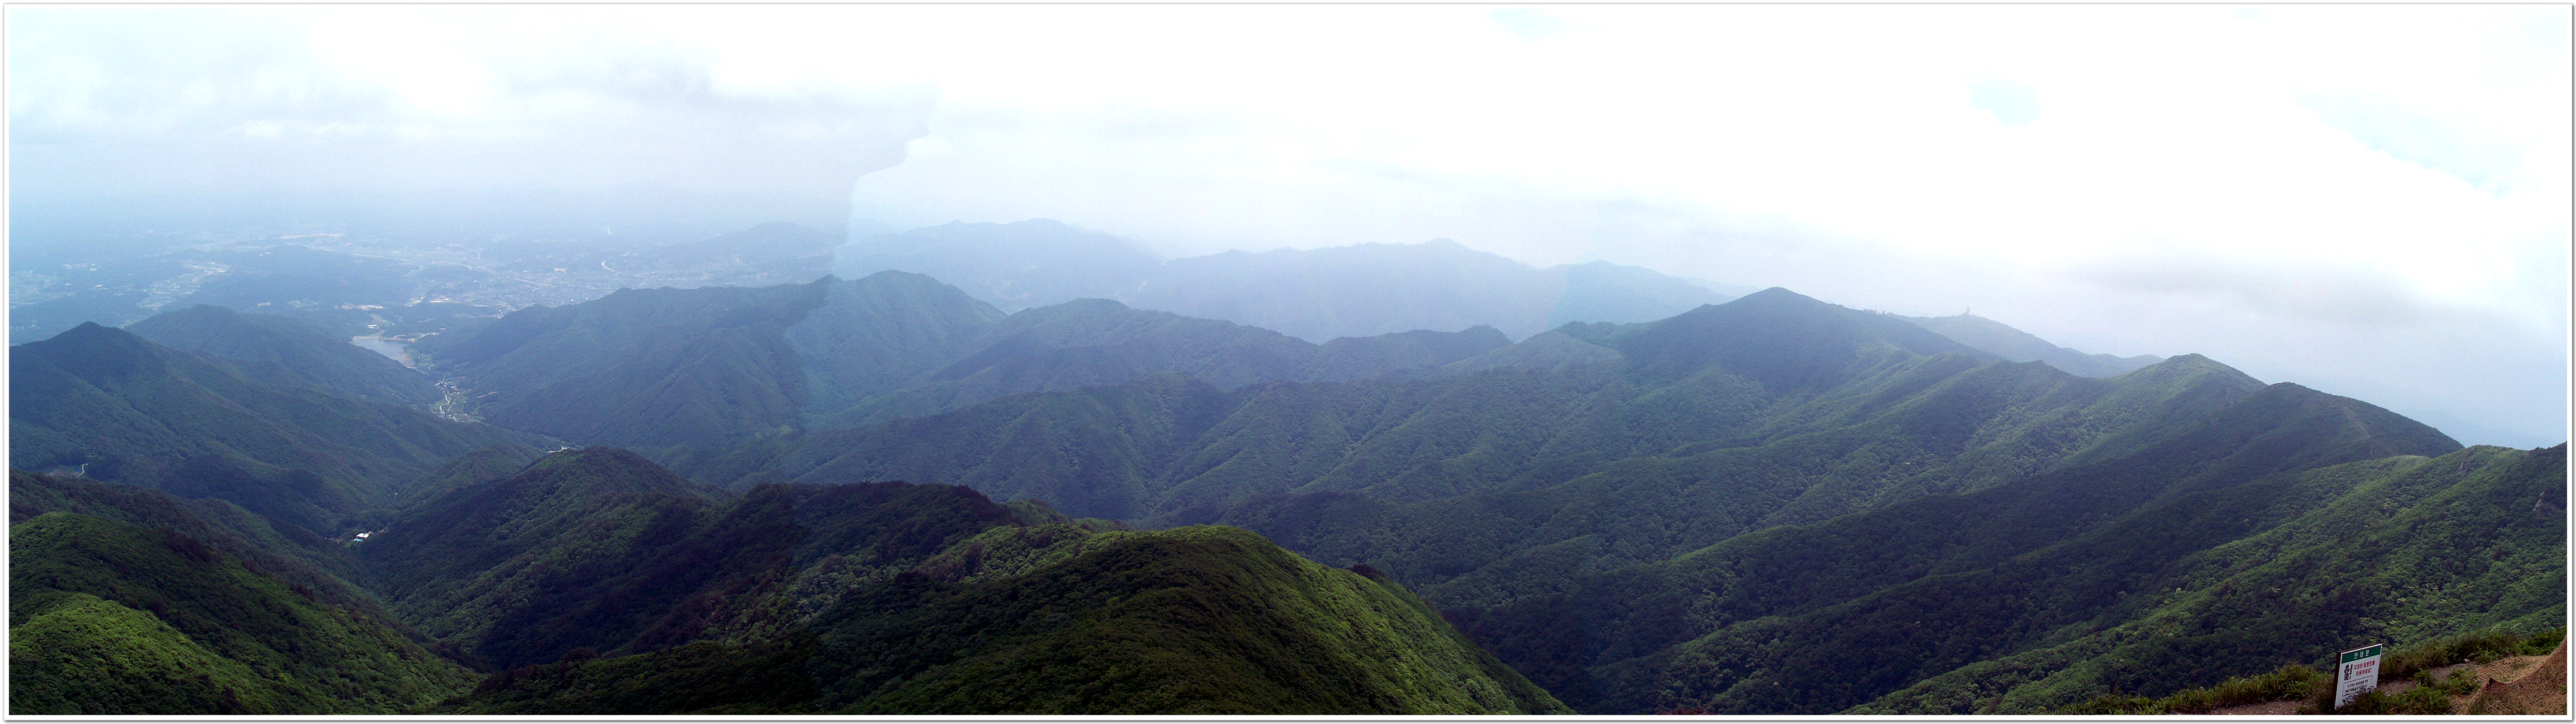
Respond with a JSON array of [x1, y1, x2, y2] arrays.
[[429, 523, 1567, 714], [1855, 444, 2565, 714], [9, 323, 536, 534], [781, 270, 1009, 417], [1421, 383, 2469, 713], [9, 470, 392, 622], [359, 448, 1559, 714], [364, 447, 1052, 671], [396, 442, 547, 508], [126, 304, 442, 407], [10, 512, 475, 714], [814, 297, 1323, 426], [1611, 288, 1995, 389], [415, 279, 831, 448], [360, 447, 736, 669], [796, 525, 1565, 714], [687, 286, 2497, 714], [420, 273, 1512, 456], [813, 297, 1506, 427], [749, 291, 2256, 533]]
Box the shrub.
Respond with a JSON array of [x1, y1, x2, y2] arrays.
[[2378, 627, 2563, 681], [2315, 684, 2456, 716], [2061, 664, 2323, 714]]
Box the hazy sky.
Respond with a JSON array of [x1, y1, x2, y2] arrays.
[[8, 5, 2568, 442]]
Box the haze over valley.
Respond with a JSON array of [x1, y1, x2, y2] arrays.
[[8, 5, 2566, 717]]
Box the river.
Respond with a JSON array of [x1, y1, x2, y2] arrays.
[[350, 335, 415, 368]]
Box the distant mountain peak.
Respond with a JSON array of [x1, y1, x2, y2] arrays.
[[1050, 297, 1136, 313], [836, 219, 1165, 311], [836, 219, 1743, 340], [23, 322, 170, 375], [1892, 310, 2165, 379], [62, 319, 121, 337], [171, 303, 240, 317], [1613, 288, 1993, 390], [124, 303, 442, 408]]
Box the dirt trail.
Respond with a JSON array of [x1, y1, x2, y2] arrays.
[[2199, 640, 2566, 716], [2464, 639, 2566, 715]]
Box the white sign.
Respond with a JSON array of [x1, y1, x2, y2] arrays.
[[2335, 643, 2385, 708]]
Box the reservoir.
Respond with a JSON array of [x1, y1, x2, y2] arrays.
[[350, 335, 416, 368]]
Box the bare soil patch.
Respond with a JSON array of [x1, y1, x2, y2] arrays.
[[2195, 643, 2566, 716]]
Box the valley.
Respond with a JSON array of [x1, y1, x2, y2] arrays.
[[7, 219, 2565, 716], [14, 5, 2566, 717]]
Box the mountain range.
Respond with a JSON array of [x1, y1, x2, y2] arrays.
[[6, 246, 2561, 715], [8, 320, 535, 536], [124, 304, 445, 408], [408, 271, 1518, 456], [832, 219, 2168, 381], [833, 219, 1746, 341]]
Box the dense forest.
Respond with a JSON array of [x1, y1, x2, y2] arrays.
[[8, 265, 2562, 714]]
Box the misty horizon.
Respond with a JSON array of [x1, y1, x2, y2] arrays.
[[10, 5, 2568, 442], [5, 7, 2568, 717]]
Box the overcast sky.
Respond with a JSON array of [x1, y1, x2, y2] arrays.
[[8, 5, 2568, 442]]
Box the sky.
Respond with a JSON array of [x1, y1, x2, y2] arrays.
[[7, 5, 2568, 443]]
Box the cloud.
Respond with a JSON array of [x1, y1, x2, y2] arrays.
[[2086, 259, 2454, 329], [845, 5, 2566, 437], [1969, 80, 2040, 127], [7, 7, 936, 202], [2301, 92, 2528, 193], [9, 5, 2568, 438], [1490, 8, 1568, 41]]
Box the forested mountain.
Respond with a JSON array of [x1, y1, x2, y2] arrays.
[[1406, 383, 2476, 713], [124, 304, 443, 407], [417, 271, 1513, 456], [810, 298, 1507, 427], [631, 285, 2553, 714], [10, 258, 2554, 716], [1130, 242, 1737, 342], [721, 288, 2213, 524], [832, 219, 1740, 340], [834, 219, 2162, 380], [410, 279, 830, 449], [1853, 444, 2565, 714], [8, 323, 536, 534], [781, 269, 1011, 418], [11, 471, 386, 622], [396, 443, 549, 509], [1895, 311, 2163, 378], [362, 448, 738, 670], [356, 447, 1567, 714], [11, 509, 475, 714]]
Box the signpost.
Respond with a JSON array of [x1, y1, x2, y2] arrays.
[[2335, 643, 2385, 708]]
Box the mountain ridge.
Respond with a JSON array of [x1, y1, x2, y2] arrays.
[[832, 220, 1740, 341], [125, 304, 443, 408], [1893, 311, 2163, 378], [10, 323, 536, 534], [355, 448, 1570, 714]]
